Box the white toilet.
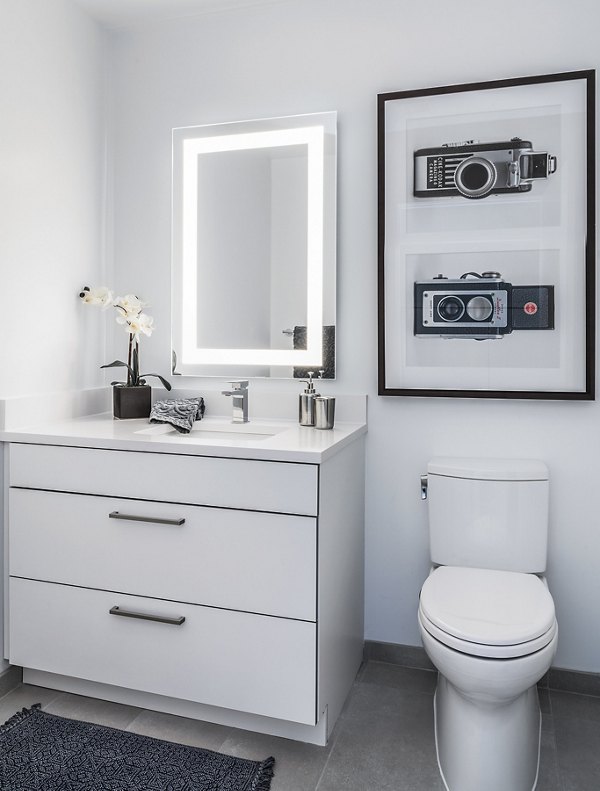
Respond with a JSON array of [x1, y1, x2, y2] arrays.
[[418, 458, 558, 791]]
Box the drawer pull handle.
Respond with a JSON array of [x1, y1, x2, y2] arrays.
[[108, 511, 185, 526], [109, 606, 185, 626]]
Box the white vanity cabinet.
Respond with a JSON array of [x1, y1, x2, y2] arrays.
[[3, 430, 365, 745]]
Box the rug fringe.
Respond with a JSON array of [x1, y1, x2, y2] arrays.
[[251, 755, 275, 790], [0, 703, 41, 735]]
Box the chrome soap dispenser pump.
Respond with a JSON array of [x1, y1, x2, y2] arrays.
[[299, 371, 320, 426]]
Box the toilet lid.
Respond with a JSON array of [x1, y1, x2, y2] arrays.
[[420, 566, 555, 647]]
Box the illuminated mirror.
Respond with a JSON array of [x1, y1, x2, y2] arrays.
[[172, 111, 336, 378]]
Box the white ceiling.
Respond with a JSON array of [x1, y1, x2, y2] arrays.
[[73, 0, 289, 29]]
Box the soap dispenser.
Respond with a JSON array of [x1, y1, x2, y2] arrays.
[[299, 371, 320, 426]]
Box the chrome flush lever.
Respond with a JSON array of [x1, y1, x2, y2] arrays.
[[420, 474, 428, 500]]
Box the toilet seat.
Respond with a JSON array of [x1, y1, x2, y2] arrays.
[[419, 565, 557, 659], [418, 608, 557, 659]]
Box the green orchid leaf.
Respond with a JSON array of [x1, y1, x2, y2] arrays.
[[140, 373, 172, 391], [101, 359, 137, 383], [101, 359, 129, 369]]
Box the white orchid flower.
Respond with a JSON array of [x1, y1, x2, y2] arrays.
[[114, 294, 148, 317], [79, 286, 113, 308], [123, 312, 154, 338], [138, 313, 154, 336]]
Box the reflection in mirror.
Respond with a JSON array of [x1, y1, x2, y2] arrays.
[[171, 112, 336, 378]]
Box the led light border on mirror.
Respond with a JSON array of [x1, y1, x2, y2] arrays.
[[171, 111, 337, 377], [182, 126, 323, 365]]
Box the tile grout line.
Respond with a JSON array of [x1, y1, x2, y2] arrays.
[[313, 731, 339, 791], [313, 680, 364, 791], [543, 713, 564, 791], [553, 723, 567, 791]]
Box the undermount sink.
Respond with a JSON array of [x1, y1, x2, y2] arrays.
[[135, 419, 288, 442]]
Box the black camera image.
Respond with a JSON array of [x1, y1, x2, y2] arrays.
[[414, 272, 555, 340], [413, 138, 557, 199]]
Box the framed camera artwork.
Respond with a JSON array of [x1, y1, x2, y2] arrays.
[[378, 70, 595, 399]]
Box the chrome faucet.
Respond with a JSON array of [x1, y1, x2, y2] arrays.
[[221, 380, 249, 423]]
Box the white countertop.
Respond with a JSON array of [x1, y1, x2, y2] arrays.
[[0, 412, 367, 463]]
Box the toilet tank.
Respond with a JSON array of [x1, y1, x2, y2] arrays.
[[427, 457, 549, 573]]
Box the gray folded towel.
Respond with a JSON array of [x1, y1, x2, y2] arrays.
[[149, 397, 205, 434]]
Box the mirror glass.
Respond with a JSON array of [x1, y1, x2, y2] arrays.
[[171, 111, 336, 378]]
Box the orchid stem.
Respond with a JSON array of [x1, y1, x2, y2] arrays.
[[127, 336, 133, 386]]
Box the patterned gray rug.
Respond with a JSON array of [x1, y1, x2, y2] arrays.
[[0, 704, 275, 790]]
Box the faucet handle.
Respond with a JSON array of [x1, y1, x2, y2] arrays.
[[227, 380, 249, 390]]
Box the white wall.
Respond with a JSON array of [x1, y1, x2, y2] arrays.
[[0, 0, 108, 397], [0, 0, 107, 668], [109, 0, 600, 672]]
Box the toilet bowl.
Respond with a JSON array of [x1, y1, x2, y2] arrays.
[[419, 458, 557, 791], [419, 566, 557, 791]]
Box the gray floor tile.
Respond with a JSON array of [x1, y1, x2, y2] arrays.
[[354, 660, 369, 683], [0, 666, 22, 699], [539, 687, 554, 735], [554, 713, 600, 791], [0, 665, 595, 791], [126, 709, 231, 752], [550, 690, 600, 723], [542, 711, 555, 736], [0, 683, 63, 725], [537, 729, 562, 791], [316, 683, 444, 791], [44, 691, 141, 729], [360, 660, 437, 695], [539, 687, 552, 716], [218, 728, 331, 791]]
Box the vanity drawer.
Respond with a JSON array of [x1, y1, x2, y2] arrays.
[[10, 489, 316, 621], [9, 443, 318, 516], [10, 577, 317, 726]]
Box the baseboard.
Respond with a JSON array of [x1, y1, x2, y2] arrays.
[[364, 641, 600, 698], [543, 667, 600, 698], [0, 665, 22, 699], [364, 640, 435, 671]]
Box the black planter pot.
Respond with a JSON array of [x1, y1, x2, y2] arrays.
[[113, 385, 151, 419]]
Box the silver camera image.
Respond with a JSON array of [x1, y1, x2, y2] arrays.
[[414, 272, 555, 340], [414, 138, 557, 199]]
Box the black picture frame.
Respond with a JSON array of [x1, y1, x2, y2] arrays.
[[378, 70, 595, 400]]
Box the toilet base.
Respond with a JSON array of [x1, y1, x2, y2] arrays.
[[434, 674, 541, 791]]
